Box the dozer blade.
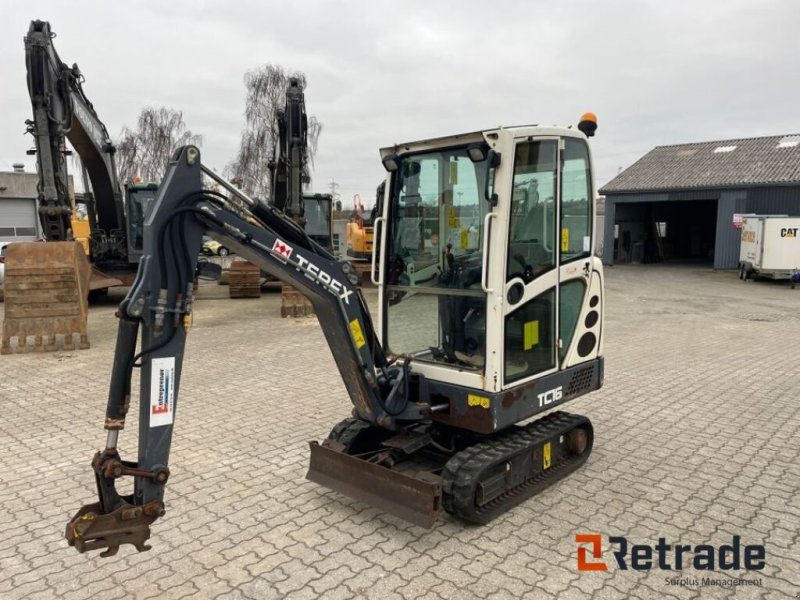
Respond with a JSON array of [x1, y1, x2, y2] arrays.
[[88, 268, 124, 291], [2, 241, 90, 354], [307, 441, 442, 529]]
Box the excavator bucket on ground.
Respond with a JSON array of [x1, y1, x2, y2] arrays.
[[281, 285, 314, 317], [227, 259, 316, 318], [228, 260, 262, 298], [1, 241, 91, 354]]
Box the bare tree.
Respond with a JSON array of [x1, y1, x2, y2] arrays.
[[116, 107, 203, 183], [226, 64, 321, 200]]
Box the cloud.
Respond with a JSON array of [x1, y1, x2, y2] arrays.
[[1, 0, 798, 202]]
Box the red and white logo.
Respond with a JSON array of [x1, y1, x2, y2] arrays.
[[272, 239, 293, 263]]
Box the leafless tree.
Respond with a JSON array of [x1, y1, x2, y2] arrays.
[[226, 64, 321, 200], [116, 107, 203, 183]]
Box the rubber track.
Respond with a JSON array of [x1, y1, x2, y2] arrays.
[[328, 418, 372, 451], [441, 411, 592, 524]]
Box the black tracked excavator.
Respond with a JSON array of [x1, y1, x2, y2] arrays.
[[2, 20, 157, 353], [65, 115, 605, 556]]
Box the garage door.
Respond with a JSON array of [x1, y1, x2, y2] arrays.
[[0, 198, 38, 242]]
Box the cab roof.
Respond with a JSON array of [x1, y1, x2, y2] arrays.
[[379, 124, 588, 158]]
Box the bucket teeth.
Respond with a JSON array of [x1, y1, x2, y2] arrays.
[[2, 241, 91, 353]]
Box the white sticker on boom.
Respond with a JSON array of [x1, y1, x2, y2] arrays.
[[150, 357, 176, 427]]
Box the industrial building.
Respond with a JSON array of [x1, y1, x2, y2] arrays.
[[600, 134, 800, 269], [0, 164, 40, 242]]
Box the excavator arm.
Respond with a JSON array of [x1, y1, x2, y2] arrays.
[[3, 20, 134, 355], [24, 19, 125, 248], [66, 146, 428, 556], [269, 77, 308, 219]]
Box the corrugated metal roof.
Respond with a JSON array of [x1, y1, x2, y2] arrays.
[[600, 134, 800, 194]]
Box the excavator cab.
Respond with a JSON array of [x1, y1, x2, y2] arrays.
[[302, 193, 333, 250], [312, 121, 604, 526], [125, 182, 159, 261], [375, 125, 602, 399]]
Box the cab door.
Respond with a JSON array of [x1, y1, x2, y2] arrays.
[[500, 136, 596, 388], [501, 137, 561, 386], [557, 137, 597, 368]]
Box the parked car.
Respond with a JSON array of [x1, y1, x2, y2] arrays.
[[0, 242, 9, 285], [202, 239, 230, 257]]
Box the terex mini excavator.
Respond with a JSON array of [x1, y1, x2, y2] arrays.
[[66, 116, 604, 556]]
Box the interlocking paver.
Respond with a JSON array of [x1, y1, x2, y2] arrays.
[[1, 266, 799, 598]]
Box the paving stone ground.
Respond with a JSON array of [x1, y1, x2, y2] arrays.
[[1, 265, 798, 599]]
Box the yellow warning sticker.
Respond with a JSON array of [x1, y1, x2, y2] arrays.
[[460, 229, 469, 249], [467, 394, 491, 409], [449, 161, 459, 185], [543, 442, 552, 469], [523, 320, 539, 350], [349, 318, 366, 349], [561, 227, 569, 252], [448, 206, 459, 228]]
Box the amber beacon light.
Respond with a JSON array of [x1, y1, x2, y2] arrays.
[[578, 112, 598, 137]]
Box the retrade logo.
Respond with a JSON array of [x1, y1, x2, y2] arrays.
[[575, 534, 765, 572], [576, 534, 608, 571]]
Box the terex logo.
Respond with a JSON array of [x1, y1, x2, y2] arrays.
[[576, 534, 766, 572], [272, 239, 294, 263], [270, 237, 354, 305]]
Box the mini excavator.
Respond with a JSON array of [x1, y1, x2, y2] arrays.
[[66, 116, 604, 556]]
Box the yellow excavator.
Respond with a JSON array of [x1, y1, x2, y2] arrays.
[[346, 192, 375, 259], [2, 21, 155, 353]]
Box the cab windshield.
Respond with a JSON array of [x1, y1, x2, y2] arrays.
[[384, 146, 491, 367], [127, 187, 157, 252]]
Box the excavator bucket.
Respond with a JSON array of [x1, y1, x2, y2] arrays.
[[307, 441, 442, 529], [1, 241, 90, 354], [281, 285, 315, 317], [228, 260, 262, 298]]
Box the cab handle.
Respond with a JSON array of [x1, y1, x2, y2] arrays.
[[371, 216, 386, 285], [481, 212, 497, 293]]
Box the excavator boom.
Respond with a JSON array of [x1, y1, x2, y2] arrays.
[[66, 147, 434, 554]]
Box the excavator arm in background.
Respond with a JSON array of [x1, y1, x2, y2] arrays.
[[24, 19, 126, 248], [269, 77, 308, 220], [4, 20, 145, 355]]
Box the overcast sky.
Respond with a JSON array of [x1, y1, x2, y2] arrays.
[[1, 0, 798, 207]]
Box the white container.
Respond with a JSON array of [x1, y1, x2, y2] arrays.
[[739, 215, 800, 282]]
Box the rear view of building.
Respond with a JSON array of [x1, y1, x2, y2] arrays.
[[600, 134, 800, 269]]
